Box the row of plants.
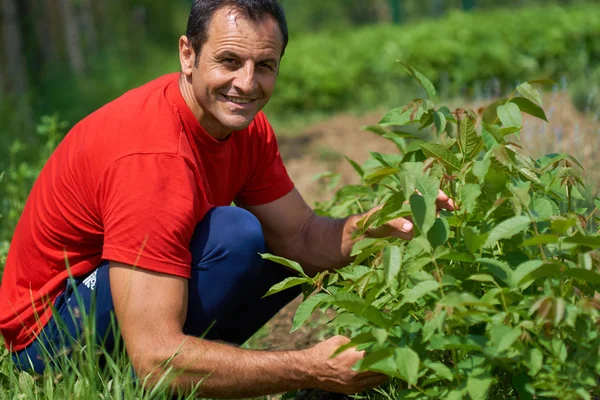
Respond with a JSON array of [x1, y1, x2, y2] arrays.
[[267, 4, 600, 118], [266, 68, 600, 399]]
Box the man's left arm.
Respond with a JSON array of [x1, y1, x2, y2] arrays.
[[241, 188, 454, 276]]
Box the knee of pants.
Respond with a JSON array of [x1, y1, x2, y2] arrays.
[[190, 206, 267, 276]]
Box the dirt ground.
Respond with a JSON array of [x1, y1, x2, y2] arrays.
[[250, 92, 600, 352]]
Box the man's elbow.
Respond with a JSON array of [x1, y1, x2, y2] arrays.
[[127, 335, 193, 389]]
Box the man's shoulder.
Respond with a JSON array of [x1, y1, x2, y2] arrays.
[[74, 73, 184, 156]]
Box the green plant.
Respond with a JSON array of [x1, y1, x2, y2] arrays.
[[268, 4, 600, 119], [0, 115, 66, 280], [265, 67, 600, 399]]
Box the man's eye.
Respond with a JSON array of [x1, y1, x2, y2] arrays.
[[258, 63, 274, 71], [222, 58, 237, 65]]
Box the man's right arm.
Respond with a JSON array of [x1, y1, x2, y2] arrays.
[[109, 261, 386, 397]]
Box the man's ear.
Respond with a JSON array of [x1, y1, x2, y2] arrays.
[[179, 35, 195, 76]]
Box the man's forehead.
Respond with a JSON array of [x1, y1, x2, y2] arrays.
[[209, 7, 279, 38]]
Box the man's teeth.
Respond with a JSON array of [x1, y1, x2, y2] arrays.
[[225, 96, 253, 104]]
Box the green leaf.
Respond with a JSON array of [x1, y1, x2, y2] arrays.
[[420, 143, 461, 171], [464, 227, 488, 253], [510, 97, 548, 122], [483, 216, 531, 248], [264, 276, 310, 297], [532, 197, 555, 219], [482, 99, 504, 124], [475, 258, 513, 286], [364, 167, 401, 185], [481, 124, 501, 150], [358, 348, 396, 376], [261, 253, 308, 277], [434, 111, 447, 135], [516, 82, 542, 106], [428, 335, 487, 351], [402, 280, 440, 304], [379, 107, 414, 127], [459, 116, 481, 160], [383, 246, 403, 288], [395, 347, 420, 386], [512, 260, 544, 289], [525, 348, 543, 375], [399, 62, 437, 101], [468, 274, 496, 283], [497, 102, 522, 127], [344, 156, 364, 178], [467, 371, 494, 400], [488, 323, 521, 354], [427, 218, 450, 248], [362, 124, 389, 136], [461, 183, 482, 214], [291, 293, 329, 332], [331, 292, 390, 328], [564, 268, 600, 284], [521, 234, 558, 247], [564, 233, 600, 249], [511, 97, 548, 122], [426, 362, 454, 381], [410, 193, 436, 235]]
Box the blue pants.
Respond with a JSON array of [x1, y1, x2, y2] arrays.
[[12, 207, 301, 373]]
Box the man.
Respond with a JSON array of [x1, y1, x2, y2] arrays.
[[0, 0, 453, 397]]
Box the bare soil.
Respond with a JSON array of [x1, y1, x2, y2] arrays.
[[250, 92, 600, 352]]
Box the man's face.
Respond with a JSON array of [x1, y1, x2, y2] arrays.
[[183, 8, 283, 138]]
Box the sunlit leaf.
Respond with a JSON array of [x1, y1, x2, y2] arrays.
[[510, 97, 547, 122], [483, 216, 531, 248], [420, 143, 461, 171], [399, 62, 437, 101], [459, 116, 481, 160], [516, 82, 542, 106], [383, 246, 403, 289], [410, 193, 436, 235], [291, 293, 329, 332], [467, 371, 494, 400], [402, 280, 440, 304], [426, 362, 454, 381], [497, 102, 522, 127], [263, 276, 310, 297], [395, 347, 420, 386], [261, 253, 308, 277]]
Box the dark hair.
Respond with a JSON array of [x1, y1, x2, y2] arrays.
[[185, 0, 288, 64]]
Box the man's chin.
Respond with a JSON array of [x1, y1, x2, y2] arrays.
[[222, 116, 255, 132]]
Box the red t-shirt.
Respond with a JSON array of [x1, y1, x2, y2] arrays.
[[0, 73, 294, 351]]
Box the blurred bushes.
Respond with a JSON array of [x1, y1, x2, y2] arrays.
[[267, 4, 600, 118]]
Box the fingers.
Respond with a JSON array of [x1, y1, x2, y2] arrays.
[[385, 217, 414, 240], [436, 189, 456, 211]]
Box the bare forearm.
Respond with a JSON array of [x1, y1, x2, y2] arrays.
[[275, 213, 363, 275], [139, 335, 313, 398]]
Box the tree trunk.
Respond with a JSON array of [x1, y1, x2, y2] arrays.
[[2, 0, 29, 94], [58, 0, 85, 75], [80, 0, 98, 56]]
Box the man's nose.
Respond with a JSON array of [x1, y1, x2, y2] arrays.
[[233, 63, 257, 94]]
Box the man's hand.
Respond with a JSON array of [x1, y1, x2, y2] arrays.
[[365, 189, 456, 240], [304, 336, 388, 394]]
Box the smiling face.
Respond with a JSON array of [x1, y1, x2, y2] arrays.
[[179, 7, 283, 140]]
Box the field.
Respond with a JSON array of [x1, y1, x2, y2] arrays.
[[2, 3, 600, 399]]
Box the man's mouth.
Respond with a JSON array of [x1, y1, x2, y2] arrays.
[[223, 94, 254, 105]]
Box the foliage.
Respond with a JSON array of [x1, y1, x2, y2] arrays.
[[268, 4, 600, 118], [266, 68, 600, 399], [0, 115, 66, 280]]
